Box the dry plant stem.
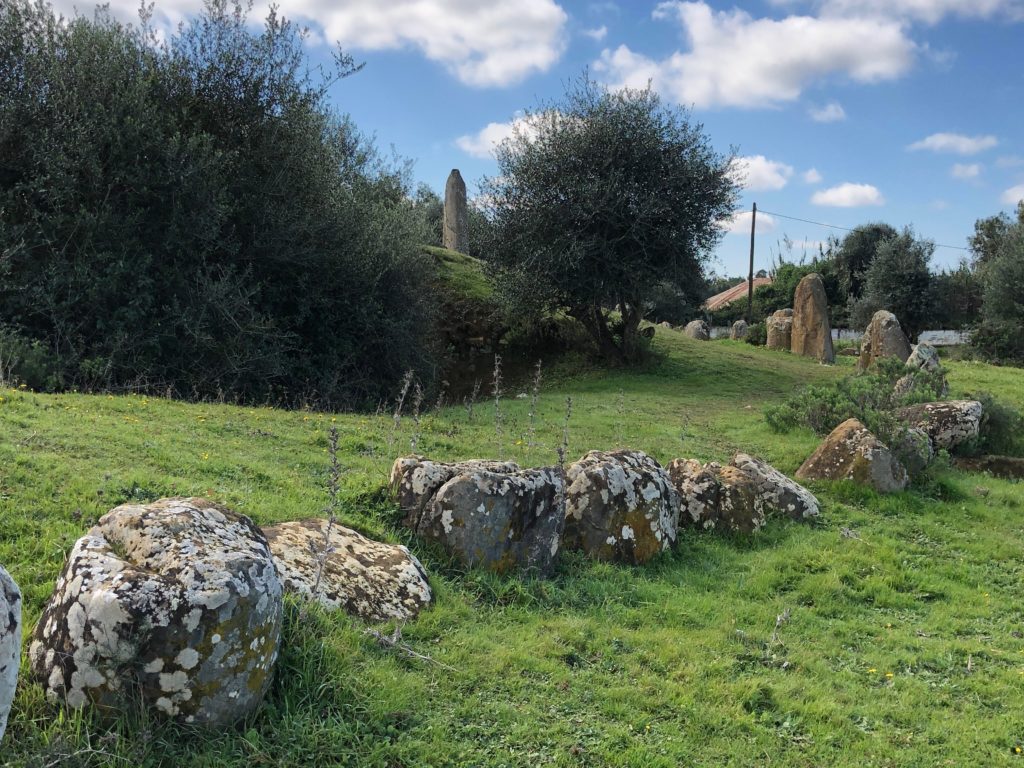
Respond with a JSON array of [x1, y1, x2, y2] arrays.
[[409, 381, 424, 452], [364, 624, 457, 672], [464, 379, 481, 423], [387, 370, 414, 453], [527, 359, 542, 450], [304, 426, 341, 617], [557, 396, 573, 520], [615, 388, 625, 446], [492, 354, 504, 458], [769, 607, 792, 648]]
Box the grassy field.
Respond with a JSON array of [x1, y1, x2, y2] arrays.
[[2, 331, 1023, 767]]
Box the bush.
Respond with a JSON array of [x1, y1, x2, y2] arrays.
[[957, 391, 1024, 457], [0, 0, 437, 407], [745, 322, 766, 346], [849, 228, 933, 337]]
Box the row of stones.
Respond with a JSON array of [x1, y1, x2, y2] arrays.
[[390, 448, 820, 576]]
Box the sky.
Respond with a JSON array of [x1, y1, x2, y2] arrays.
[[55, 0, 1024, 276]]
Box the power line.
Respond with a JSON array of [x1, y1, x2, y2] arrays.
[[754, 208, 969, 252]]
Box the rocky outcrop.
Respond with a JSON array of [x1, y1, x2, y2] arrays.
[[683, 319, 710, 341], [893, 343, 948, 398], [857, 310, 911, 371], [262, 519, 431, 621], [730, 453, 820, 521], [730, 319, 749, 340], [1, 565, 20, 745], [791, 274, 834, 363], [390, 456, 519, 530], [766, 309, 793, 351], [29, 498, 283, 725], [895, 426, 935, 477], [564, 450, 679, 564], [894, 400, 983, 451], [424, 466, 565, 575], [796, 419, 908, 492], [668, 454, 818, 533]]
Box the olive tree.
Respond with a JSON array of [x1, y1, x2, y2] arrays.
[[481, 78, 738, 362]]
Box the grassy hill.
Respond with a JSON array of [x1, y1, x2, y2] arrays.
[[2, 332, 1023, 767]]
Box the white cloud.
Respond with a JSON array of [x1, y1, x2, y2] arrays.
[[812, 0, 1024, 25], [724, 210, 777, 234], [456, 112, 558, 158], [803, 168, 823, 184], [51, 0, 569, 88], [809, 102, 846, 122], [996, 155, 1024, 169], [1003, 185, 1024, 205], [811, 182, 884, 207], [730, 156, 794, 191], [908, 133, 999, 155], [582, 25, 608, 41], [593, 2, 915, 109], [951, 163, 981, 180]]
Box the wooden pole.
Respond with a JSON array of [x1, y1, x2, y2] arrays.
[[747, 202, 756, 324]]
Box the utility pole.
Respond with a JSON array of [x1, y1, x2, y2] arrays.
[[747, 202, 756, 324]]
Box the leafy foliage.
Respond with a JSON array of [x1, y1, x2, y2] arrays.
[[481, 76, 738, 362], [968, 204, 1024, 365], [832, 222, 897, 300], [0, 0, 436, 406], [849, 228, 933, 338]]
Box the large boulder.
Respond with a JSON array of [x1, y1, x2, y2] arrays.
[[29, 498, 283, 725], [668, 454, 818, 533], [766, 309, 793, 351], [796, 419, 908, 492], [857, 310, 911, 371], [893, 342, 948, 398], [262, 519, 431, 621], [730, 453, 820, 521], [423, 466, 565, 575], [683, 319, 710, 341], [730, 319, 749, 340], [894, 400, 983, 451], [791, 274, 835, 363], [390, 456, 519, 530], [1, 565, 21, 745], [564, 450, 679, 564]]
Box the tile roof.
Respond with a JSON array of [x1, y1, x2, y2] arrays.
[[703, 277, 773, 311]]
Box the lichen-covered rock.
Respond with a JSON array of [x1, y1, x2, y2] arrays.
[[683, 319, 710, 341], [1, 565, 21, 745], [262, 519, 431, 621], [894, 427, 935, 477], [766, 309, 793, 351], [730, 453, 820, 520], [714, 465, 766, 533], [791, 274, 834, 363], [894, 400, 983, 451], [730, 319, 749, 340], [893, 343, 948, 399], [796, 419, 908, 492], [857, 310, 911, 371], [906, 342, 941, 373], [29, 498, 282, 725], [423, 466, 565, 575], [564, 450, 679, 564], [390, 456, 519, 530], [667, 458, 721, 530]]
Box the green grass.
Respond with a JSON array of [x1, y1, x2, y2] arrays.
[[2, 332, 1024, 767], [422, 245, 494, 303]]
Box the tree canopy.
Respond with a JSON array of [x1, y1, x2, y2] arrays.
[[481, 77, 738, 361]]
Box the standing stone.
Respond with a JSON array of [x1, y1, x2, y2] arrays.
[[791, 274, 834, 363], [683, 319, 710, 340], [563, 450, 680, 564], [1, 565, 21, 745], [730, 319, 749, 340], [262, 519, 432, 622], [766, 309, 793, 351], [857, 310, 911, 371], [29, 498, 283, 725], [443, 169, 468, 253]]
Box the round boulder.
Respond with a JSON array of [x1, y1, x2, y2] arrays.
[[262, 519, 432, 621], [682, 319, 710, 341], [666, 458, 721, 530], [730, 453, 820, 521], [796, 419, 908, 493], [894, 400, 983, 451], [29, 498, 283, 725], [730, 319, 749, 340], [857, 310, 911, 371], [1, 565, 21, 745], [766, 309, 793, 351], [564, 450, 679, 563]]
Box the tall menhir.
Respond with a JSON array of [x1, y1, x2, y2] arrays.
[[443, 169, 468, 253]]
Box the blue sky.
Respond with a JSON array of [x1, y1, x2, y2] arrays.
[[61, 0, 1024, 276]]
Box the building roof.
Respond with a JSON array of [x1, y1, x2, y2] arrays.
[[703, 277, 773, 312]]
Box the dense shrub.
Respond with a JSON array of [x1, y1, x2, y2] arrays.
[[849, 228, 933, 337], [745, 322, 766, 346], [957, 391, 1024, 457], [0, 0, 437, 406]]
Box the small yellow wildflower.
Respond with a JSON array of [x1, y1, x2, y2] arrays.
[[885, 672, 894, 679], [1015, 746, 1022, 754], [868, 668, 877, 673], [201, 452, 210, 461]]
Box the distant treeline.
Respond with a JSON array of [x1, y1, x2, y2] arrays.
[[0, 0, 442, 406]]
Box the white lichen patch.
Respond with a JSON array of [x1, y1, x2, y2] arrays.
[[1, 565, 22, 744]]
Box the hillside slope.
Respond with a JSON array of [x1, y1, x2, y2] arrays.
[[2, 333, 1023, 767]]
